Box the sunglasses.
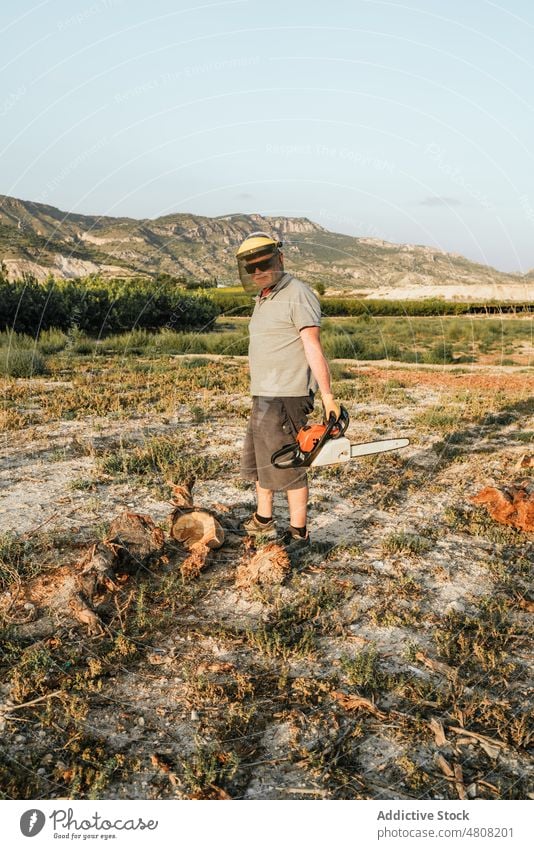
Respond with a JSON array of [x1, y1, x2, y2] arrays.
[[244, 255, 277, 274]]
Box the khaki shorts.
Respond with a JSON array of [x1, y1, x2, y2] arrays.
[[240, 394, 315, 492]]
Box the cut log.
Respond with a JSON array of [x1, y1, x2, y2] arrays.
[[106, 511, 165, 571], [170, 508, 224, 550]]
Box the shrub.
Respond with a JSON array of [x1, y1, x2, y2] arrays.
[[0, 532, 39, 590], [37, 328, 68, 354], [0, 347, 48, 377], [0, 276, 220, 335], [423, 342, 455, 364]]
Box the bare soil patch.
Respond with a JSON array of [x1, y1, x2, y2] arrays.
[[1, 354, 532, 800]]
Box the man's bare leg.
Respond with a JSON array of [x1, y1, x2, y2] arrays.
[[255, 481, 273, 518], [287, 484, 308, 529]]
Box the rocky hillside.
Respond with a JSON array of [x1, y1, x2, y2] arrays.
[[0, 194, 529, 297]]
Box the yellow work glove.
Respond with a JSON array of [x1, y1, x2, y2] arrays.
[[322, 393, 341, 422]]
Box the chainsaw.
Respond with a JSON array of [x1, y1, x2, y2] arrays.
[[271, 405, 409, 469]]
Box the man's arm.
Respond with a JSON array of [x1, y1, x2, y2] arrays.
[[300, 326, 340, 419]]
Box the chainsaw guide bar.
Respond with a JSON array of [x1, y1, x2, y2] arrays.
[[271, 406, 410, 469], [311, 436, 410, 467]]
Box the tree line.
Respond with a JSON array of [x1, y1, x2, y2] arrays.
[[0, 273, 219, 335]]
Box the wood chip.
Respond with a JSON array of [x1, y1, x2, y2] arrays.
[[428, 716, 448, 747], [415, 651, 457, 680], [448, 726, 506, 760], [453, 762, 467, 800], [170, 483, 194, 508], [180, 542, 211, 580], [151, 754, 178, 786], [331, 691, 387, 720], [435, 754, 467, 800], [68, 592, 104, 635], [515, 595, 534, 614], [478, 779, 501, 796], [196, 662, 235, 675], [514, 453, 534, 471], [435, 753, 454, 778]]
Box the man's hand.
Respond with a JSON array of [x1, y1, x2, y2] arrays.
[[322, 393, 341, 422]]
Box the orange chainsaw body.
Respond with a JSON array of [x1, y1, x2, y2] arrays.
[[297, 424, 328, 453]]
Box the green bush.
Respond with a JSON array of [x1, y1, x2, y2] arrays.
[[0, 330, 36, 350], [37, 328, 68, 354], [0, 276, 220, 335], [0, 347, 48, 377], [423, 342, 455, 364]]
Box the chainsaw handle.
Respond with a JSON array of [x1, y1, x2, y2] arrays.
[[324, 411, 340, 437], [271, 414, 338, 469], [326, 407, 349, 438], [271, 441, 306, 469]]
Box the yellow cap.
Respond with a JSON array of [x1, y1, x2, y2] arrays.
[[235, 231, 280, 259]]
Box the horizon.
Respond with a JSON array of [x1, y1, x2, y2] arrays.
[[1, 190, 529, 277], [0, 193, 534, 276]]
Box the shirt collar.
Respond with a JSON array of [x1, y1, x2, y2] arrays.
[[255, 272, 292, 302]]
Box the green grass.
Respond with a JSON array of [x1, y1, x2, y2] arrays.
[[98, 434, 231, 482], [0, 533, 39, 590], [247, 582, 347, 661], [1, 314, 531, 366], [340, 645, 385, 694], [434, 597, 519, 678], [382, 531, 433, 556], [0, 347, 48, 377]]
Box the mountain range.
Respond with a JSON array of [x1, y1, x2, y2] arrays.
[[1, 194, 532, 300]]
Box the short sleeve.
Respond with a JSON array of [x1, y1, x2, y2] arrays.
[[289, 283, 321, 331]]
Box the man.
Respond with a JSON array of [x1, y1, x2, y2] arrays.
[[236, 231, 340, 550]]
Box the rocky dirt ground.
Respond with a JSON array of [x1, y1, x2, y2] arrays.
[[0, 353, 532, 800]]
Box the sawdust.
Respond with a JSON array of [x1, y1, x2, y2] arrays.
[[235, 542, 291, 589]]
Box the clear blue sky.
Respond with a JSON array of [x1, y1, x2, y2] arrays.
[[1, 0, 533, 272]]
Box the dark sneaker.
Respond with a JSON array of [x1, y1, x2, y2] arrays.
[[242, 513, 277, 540], [281, 527, 311, 552]]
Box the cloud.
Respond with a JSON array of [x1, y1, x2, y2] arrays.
[[235, 192, 254, 200], [419, 196, 465, 207]]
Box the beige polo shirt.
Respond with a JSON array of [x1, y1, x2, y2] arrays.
[[248, 273, 321, 397]]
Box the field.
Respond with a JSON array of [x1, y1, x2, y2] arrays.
[[0, 318, 532, 800]]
